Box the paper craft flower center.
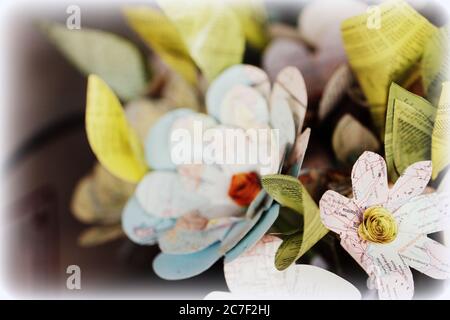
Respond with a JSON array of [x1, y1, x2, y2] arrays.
[[358, 206, 398, 244], [228, 172, 261, 207]]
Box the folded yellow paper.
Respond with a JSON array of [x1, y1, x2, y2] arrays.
[[86, 75, 148, 183], [342, 0, 436, 136]]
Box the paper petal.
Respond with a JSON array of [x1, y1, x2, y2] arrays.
[[158, 218, 235, 255], [319, 64, 353, 121], [206, 64, 270, 120], [204, 291, 236, 300], [219, 212, 262, 254], [85, 75, 148, 183], [395, 192, 450, 234], [286, 128, 311, 178], [144, 108, 194, 170], [366, 245, 414, 300], [386, 161, 432, 212], [122, 197, 175, 245], [220, 85, 269, 129], [319, 190, 361, 235], [224, 235, 361, 299], [351, 151, 389, 209], [136, 171, 218, 219], [399, 236, 450, 279], [270, 89, 296, 156], [271, 66, 308, 134], [153, 242, 223, 280], [224, 204, 280, 263]]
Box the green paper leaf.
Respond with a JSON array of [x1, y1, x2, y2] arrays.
[[41, 22, 147, 101], [422, 25, 450, 106], [385, 83, 436, 181], [261, 174, 328, 270]]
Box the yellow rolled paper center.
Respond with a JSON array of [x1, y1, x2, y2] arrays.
[[358, 206, 398, 244]]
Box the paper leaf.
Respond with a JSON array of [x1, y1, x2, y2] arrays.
[[230, 0, 268, 49], [123, 7, 197, 85], [78, 225, 124, 247], [332, 114, 380, 165], [432, 82, 450, 179], [71, 163, 135, 225], [157, 0, 245, 82], [86, 75, 148, 182], [341, 0, 436, 135], [42, 22, 146, 101], [384, 83, 436, 181], [261, 174, 328, 270], [421, 25, 450, 106]]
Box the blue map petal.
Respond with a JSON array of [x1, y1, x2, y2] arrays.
[[206, 64, 269, 120], [153, 242, 223, 280], [144, 108, 194, 170], [122, 197, 175, 245], [224, 204, 280, 263]]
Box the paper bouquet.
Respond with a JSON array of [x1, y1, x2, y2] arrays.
[[40, 0, 450, 299]]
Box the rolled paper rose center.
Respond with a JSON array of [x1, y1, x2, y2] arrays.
[[228, 172, 261, 207], [358, 206, 398, 244]]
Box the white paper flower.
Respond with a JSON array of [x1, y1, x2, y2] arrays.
[[319, 151, 450, 300], [205, 235, 361, 300]]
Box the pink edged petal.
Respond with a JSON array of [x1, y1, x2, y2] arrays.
[[399, 236, 450, 279], [319, 190, 362, 236], [395, 192, 450, 234], [351, 151, 389, 209], [366, 244, 414, 300], [386, 161, 432, 212], [340, 231, 370, 273], [224, 235, 361, 299], [224, 235, 284, 295]]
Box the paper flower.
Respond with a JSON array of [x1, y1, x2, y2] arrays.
[[120, 64, 311, 279], [319, 151, 450, 299], [205, 235, 361, 300]]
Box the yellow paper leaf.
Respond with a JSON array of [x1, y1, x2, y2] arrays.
[[157, 0, 245, 82], [261, 174, 328, 270], [86, 75, 148, 183], [230, 0, 268, 49], [432, 82, 450, 179], [78, 225, 124, 247], [341, 0, 436, 136], [422, 25, 450, 106], [124, 6, 197, 85], [333, 114, 380, 165], [385, 83, 436, 181]]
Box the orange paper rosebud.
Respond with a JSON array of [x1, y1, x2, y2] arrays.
[[228, 172, 261, 207]]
